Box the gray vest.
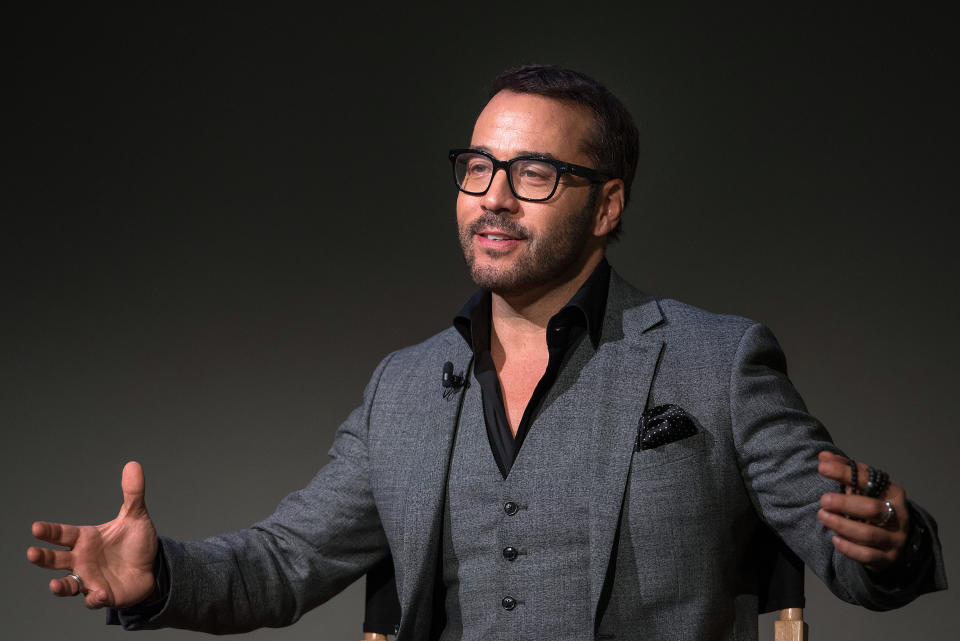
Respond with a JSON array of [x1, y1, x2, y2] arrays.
[[440, 363, 595, 641]]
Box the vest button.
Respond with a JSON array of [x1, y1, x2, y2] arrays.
[[501, 596, 517, 610], [502, 546, 518, 561], [504, 501, 519, 515]]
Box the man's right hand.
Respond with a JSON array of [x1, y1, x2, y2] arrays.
[[27, 460, 159, 609]]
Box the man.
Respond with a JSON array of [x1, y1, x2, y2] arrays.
[[28, 65, 946, 640]]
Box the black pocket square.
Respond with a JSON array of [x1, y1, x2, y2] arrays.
[[637, 404, 699, 450]]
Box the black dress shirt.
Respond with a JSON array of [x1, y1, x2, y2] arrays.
[[453, 259, 610, 477], [116, 259, 613, 629]]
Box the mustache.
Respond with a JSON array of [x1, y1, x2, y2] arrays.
[[466, 213, 529, 239]]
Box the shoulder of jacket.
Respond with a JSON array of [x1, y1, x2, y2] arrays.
[[610, 270, 757, 336]]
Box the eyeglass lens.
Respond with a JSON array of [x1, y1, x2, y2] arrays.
[[453, 152, 558, 200]]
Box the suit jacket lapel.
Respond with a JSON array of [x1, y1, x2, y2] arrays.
[[394, 272, 663, 636], [397, 335, 472, 639], [588, 272, 665, 617]]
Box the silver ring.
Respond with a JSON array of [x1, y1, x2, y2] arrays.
[[68, 572, 84, 594], [877, 500, 896, 527]]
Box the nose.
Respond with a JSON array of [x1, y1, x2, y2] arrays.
[[480, 167, 520, 215]]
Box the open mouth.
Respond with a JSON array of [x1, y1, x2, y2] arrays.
[[476, 227, 526, 244]]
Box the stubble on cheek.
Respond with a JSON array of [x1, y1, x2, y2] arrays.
[[465, 216, 596, 297], [456, 187, 597, 295]]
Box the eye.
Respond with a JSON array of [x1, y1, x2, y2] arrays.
[[513, 160, 555, 184], [468, 161, 491, 175], [520, 167, 548, 179], [463, 156, 492, 176]]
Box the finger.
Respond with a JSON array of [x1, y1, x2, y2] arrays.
[[27, 545, 74, 570], [816, 453, 859, 484], [48, 575, 82, 597], [84, 587, 110, 609], [118, 461, 148, 518], [818, 450, 845, 464], [31, 521, 80, 547], [820, 493, 900, 526], [817, 454, 871, 493], [816, 451, 851, 483], [830, 535, 896, 570], [818, 508, 899, 550]]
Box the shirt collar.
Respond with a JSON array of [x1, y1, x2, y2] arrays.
[[453, 258, 611, 351]]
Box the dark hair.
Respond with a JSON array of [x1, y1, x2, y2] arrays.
[[489, 64, 639, 240]]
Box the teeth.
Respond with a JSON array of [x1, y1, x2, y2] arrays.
[[486, 234, 510, 241]]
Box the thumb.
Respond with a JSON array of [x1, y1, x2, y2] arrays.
[[119, 461, 148, 518]]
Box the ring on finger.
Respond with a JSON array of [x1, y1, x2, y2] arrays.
[[876, 500, 896, 527], [67, 572, 85, 594]]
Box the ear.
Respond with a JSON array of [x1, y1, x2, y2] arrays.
[[592, 179, 625, 238]]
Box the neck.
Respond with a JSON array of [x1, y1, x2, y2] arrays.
[[490, 248, 604, 351]]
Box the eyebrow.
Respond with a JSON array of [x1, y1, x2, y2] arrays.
[[471, 145, 559, 161]]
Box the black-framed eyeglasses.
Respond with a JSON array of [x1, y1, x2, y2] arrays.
[[448, 148, 611, 202]]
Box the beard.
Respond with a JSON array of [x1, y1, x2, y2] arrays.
[[458, 189, 598, 297]]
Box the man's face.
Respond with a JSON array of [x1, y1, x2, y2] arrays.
[[457, 90, 601, 297]]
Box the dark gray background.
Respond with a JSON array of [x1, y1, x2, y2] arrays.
[[5, 3, 956, 639]]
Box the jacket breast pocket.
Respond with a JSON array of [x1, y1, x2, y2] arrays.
[[629, 429, 709, 471], [625, 428, 715, 537]]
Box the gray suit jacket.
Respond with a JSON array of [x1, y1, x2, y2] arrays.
[[140, 271, 946, 639]]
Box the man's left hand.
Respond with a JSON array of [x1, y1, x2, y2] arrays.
[[816, 450, 909, 573]]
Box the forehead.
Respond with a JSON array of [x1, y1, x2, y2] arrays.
[[470, 90, 594, 162]]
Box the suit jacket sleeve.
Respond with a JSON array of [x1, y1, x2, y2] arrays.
[[114, 352, 396, 633], [729, 322, 946, 610]]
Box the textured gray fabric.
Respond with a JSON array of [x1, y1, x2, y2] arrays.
[[130, 271, 946, 640], [440, 345, 597, 641]]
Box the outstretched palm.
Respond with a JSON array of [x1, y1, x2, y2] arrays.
[[27, 461, 158, 609]]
